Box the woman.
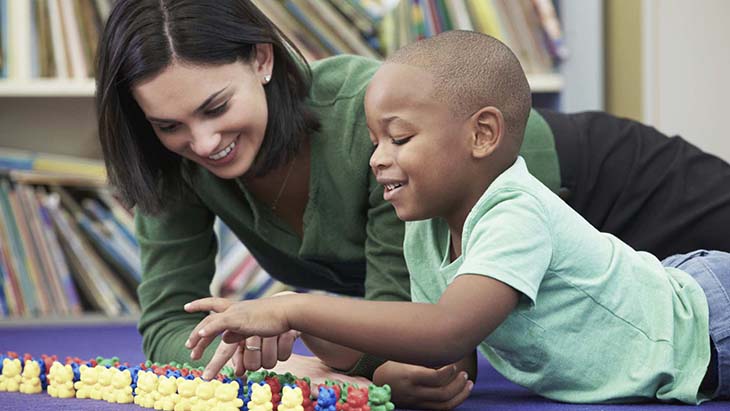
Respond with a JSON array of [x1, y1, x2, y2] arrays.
[[96, 1, 730, 409]]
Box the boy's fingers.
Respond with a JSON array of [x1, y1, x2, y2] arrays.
[[413, 371, 469, 403], [418, 380, 473, 411], [412, 364, 458, 387], [184, 297, 231, 313]]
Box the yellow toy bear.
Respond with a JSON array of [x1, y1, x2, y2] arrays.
[[134, 370, 159, 408], [154, 375, 180, 411], [277, 385, 303, 411], [74, 364, 99, 399], [212, 380, 243, 411], [111, 368, 134, 403], [99, 366, 115, 402], [47, 362, 76, 398], [191, 379, 220, 411], [19, 360, 42, 394], [247, 383, 273, 411], [0, 358, 22, 392], [174, 377, 201, 411]]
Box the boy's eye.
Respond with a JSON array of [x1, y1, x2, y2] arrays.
[[205, 102, 228, 116], [391, 136, 412, 145]]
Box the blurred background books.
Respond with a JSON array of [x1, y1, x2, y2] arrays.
[[0, 0, 564, 81], [0, 0, 564, 320]]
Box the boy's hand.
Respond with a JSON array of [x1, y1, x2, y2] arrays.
[[373, 361, 473, 410], [184, 296, 296, 377]]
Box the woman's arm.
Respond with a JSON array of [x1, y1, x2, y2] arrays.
[[136, 189, 220, 366]]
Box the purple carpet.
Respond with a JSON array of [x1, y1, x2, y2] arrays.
[[0, 324, 727, 410]]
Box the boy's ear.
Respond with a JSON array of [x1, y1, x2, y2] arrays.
[[469, 106, 504, 159]]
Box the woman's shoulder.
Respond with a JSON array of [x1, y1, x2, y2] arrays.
[[308, 55, 381, 105]]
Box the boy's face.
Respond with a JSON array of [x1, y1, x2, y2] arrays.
[[365, 63, 476, 222]]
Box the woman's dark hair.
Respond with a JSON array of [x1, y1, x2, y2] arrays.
[[96, 0, 319, 214]]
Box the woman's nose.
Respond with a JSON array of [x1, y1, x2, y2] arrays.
[[189, 126, 222, 157]]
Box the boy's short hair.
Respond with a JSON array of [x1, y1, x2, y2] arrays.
[[386, 30, 531, 146]]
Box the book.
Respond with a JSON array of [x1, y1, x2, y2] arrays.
[[443, 0, 473, 31], [47, 0, 70, 78], [34, 0, 57, 78], [7, 0, 32, 79], [0, 147, 107, 180], [10, 183, 55, 316], [58, 0, 88, 78], [35, 188, 82, 315], [0, 179, 39, 315], [0, 0, 6, 78], [74, 0, 99, 77], [285, 0, 350, 55], [252, 0, 329, 62], [0, 182, 24, 316], [304, 0, 381, 58], [45, 191, 139, 316], [328, 0, 379, 40], [466, 0, 504, 40], [531, 0, 567, 61]]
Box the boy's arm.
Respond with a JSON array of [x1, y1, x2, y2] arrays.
[[187, 274, 518, 369]]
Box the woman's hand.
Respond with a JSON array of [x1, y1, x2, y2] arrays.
[[372, 359, 475, 410], [184, 296, 299, 379]]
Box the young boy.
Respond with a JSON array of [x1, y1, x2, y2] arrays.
[[184, 31, 728, 404]]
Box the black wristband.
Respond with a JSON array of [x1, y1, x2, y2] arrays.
[[343, 353, 387, 380]]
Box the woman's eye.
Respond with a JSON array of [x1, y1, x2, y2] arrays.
[[391, 136, 412, 145], [205, 102, 228, 116], [157, 124, 178, 133]]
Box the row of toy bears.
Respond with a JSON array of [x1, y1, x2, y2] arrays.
[[0, 352, 395, 411]]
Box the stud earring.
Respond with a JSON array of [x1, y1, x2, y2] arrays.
[[263, 75, 271, 84]]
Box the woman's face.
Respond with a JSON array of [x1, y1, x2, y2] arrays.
[[132, 45, 273, 179]]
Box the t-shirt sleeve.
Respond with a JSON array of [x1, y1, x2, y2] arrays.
[[456, 189, 553, 305], [135, 182, 219, 366]]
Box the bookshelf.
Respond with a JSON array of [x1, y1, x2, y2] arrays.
[[0, 0, 602, 321]]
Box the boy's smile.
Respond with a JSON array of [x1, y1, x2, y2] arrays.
[[365, 63, 480, 225]]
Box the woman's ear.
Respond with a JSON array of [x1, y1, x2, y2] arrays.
[[254, 43, 274, 83], [470, 106, 504, 159]]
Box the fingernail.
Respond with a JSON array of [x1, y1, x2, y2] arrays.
[[190, 352, 194, 359], [184, 303, 190, 310], [462, 371, 468, 380], [467, 381, 474, 391], [185, 339, 191, 348]]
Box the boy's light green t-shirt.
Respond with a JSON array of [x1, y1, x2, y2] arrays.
[[405, 156, 711, 404]]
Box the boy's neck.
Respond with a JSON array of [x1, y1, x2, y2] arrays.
[[445, 155, 518, 262]]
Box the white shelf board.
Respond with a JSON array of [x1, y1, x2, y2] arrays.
[[0, 314, 139, 327], [0, 79, 96, 97], [0, 73, 564, 97], [527, 73, 564, 93]]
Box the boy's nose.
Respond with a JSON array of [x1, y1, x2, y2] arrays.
[[369, 144, 391, 171]]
